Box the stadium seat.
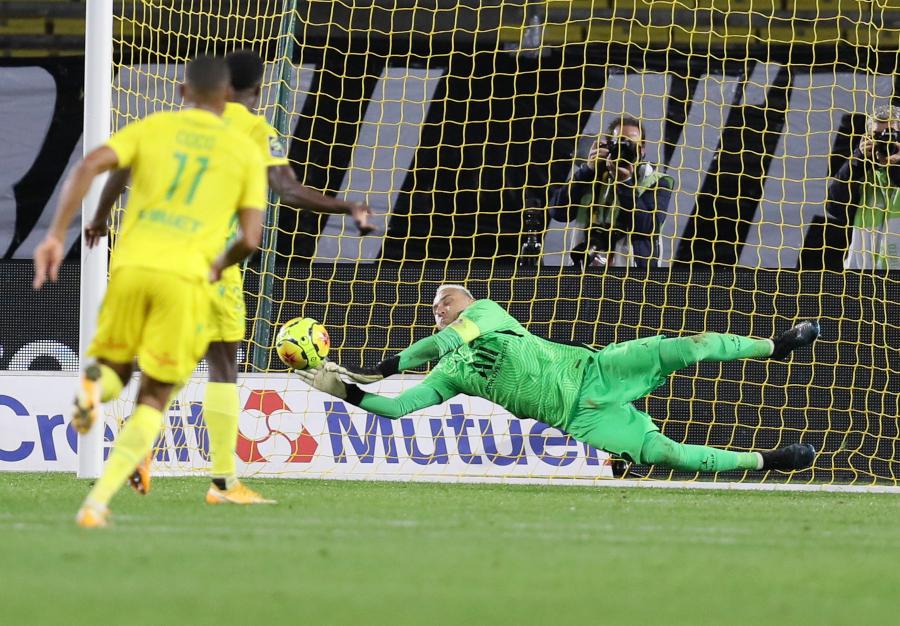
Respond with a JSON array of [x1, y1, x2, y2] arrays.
[[672, 24, 756, 47], [617, 22, 672, 46], [784, 0, 868, 11], [545, 22, 589, 43], [843, 23, 900, 47], [498, 25, 521, 43], [760, 22, 842, 44], [48, 18, 87, 36], [0, 1, 87, 56], [0, 18, 48, 36], [785, 0, 835, 9], [498, 21, 588, 45], [611, 1, 692, 9], [695, 0, 755, 10], [546, 0, 610, 11], [586, 21, 653, 44], [583, 18, 615, 42]]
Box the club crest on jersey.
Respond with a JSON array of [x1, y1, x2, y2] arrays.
[[269, 135, 286, 158]]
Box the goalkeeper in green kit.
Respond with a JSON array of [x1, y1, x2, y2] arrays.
[[296, 285, 818, 472]]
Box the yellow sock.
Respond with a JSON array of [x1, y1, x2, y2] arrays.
[[205, 382, 239, 485], [87, 404, 162, 506], [146, 388, 181, 461], [98, 363, 125, 402]]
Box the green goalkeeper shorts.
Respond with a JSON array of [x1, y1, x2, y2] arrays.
[[567, 335, 668, 463]]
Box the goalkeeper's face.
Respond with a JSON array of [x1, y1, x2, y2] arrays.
[[432, 289, 474, 330]]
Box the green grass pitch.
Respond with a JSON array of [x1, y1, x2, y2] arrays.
[[1, 473, 896, 625]]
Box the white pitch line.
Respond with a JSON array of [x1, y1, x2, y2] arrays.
[[588, 479, 900, 494], [218, 472, 900, 494], [9, 470, 900, 494]]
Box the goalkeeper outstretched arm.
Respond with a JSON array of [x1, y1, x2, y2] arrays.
[[295, 367, 443, 419], [330, 317, 480, 384], [380, 318, 478, 374]]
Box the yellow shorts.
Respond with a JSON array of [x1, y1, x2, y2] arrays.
[[207, 265, 246, 343], [88, 267, 210, 384]]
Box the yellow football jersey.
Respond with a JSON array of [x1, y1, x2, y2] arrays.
[[223, 102, 290, 169], [218, 102, 290, 251], [105, 108, 267, 283]]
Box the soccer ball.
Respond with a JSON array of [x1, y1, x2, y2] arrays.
[[275, 317, 330, 370]]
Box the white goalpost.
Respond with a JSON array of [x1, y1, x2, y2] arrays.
[[77, 0, 113, 478]]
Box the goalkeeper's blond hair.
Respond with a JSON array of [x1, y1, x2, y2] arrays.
[[433, 284, 474, 304]]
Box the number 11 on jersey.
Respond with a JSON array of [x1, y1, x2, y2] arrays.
[[166, 152, 209, 204]]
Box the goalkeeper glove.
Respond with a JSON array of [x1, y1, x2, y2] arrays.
[[296, 366, 366, 405], [294, 366, 350, 399], [323, 361, 385, 384]]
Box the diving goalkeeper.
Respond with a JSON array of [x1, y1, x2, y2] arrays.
[[297, 285, 819, 473]]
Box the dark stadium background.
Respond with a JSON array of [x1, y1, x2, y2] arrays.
[[2, 4, 899, 482]]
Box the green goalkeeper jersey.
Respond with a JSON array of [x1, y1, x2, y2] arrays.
[[421, 300, 591, 430]]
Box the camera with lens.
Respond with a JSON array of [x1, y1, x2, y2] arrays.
[[873, 128, 900, 161], [519, 200, 544, 268], [604, 137, 640, 164]]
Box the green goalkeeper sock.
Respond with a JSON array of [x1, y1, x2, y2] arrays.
[[640, 431, 761, 472], [205, 382, 239, 487], [87, 403, 162, 506], [659, 333, 773, 376]]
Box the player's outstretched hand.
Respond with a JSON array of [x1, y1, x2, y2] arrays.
[[323, 361, 384, 384], [348, 201, 376, 236], [294, 366, 348, 399], [84, 219, 109, 248], [32, 235, 64, 290]]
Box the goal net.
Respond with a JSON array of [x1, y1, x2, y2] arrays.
[[105, 0, 900, 487]]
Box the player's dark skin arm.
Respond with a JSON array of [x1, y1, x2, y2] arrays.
[[85, 167, 130, 247], [268, 164, 374, 235], [50, 147, 119, 243], [94, 164, 376, 237], [93, 166, 341, 226]]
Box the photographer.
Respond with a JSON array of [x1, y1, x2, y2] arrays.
[[548, 116, 673, 269], [826, 105, 900, 269]]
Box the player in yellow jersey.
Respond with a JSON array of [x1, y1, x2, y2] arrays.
[[91, 50, 373, 504], [32, 56, 268, 527]]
